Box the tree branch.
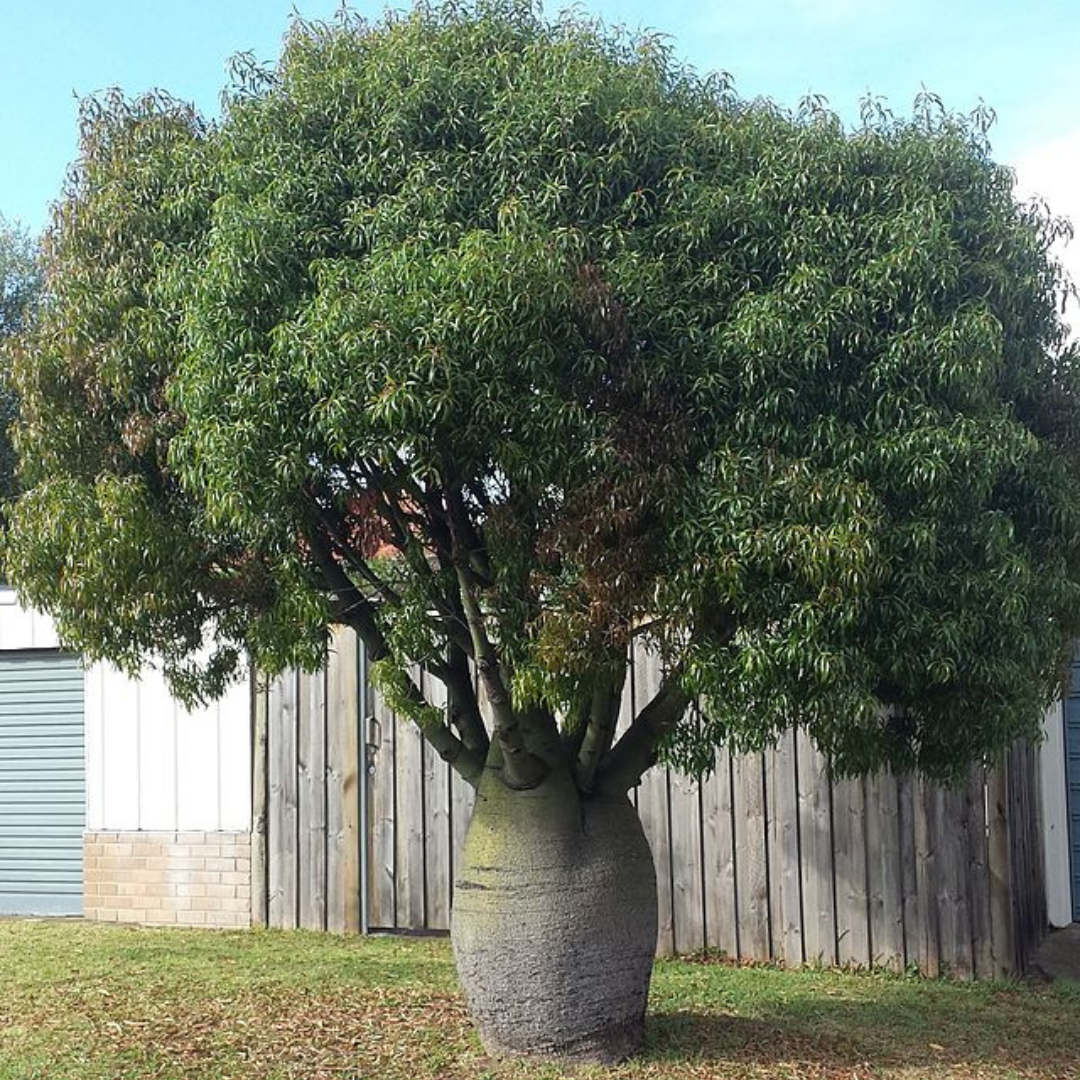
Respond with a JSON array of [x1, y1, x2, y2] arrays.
[[447, 486, 493, 585], [333, 473, 475, 656], [575, 661, 628, 792], [306, 490, 403, 606], [306, 525, 391, 662], [453, 560, 547, 790], [593, 667, 692, 795], [431, 641, 489, 759], [305, 525, 483, 786], [405, 670, 484, 786]]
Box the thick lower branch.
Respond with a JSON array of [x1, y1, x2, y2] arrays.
[[307, 527, 391, 662], [307, 526, 483, 786], [371, 659, 483, 786], [411, 695, 484, 786], [432, 642, 490, 759], [561, 697, 591, 759], [593, 670, 692, 795], [454, 563, 547, 790], [575, 664, 628, 792]]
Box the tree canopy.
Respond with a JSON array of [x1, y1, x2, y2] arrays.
[[6, 1, 1080, 788]]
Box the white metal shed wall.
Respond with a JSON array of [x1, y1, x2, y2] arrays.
[[84, 662, 251, 833], [0, 591, 61, 649]]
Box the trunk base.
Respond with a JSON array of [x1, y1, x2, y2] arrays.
[[477, 1016, 645, 1064], [451, 769, 658, 1064]]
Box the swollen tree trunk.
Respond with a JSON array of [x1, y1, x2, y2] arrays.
[[451, 766, 658, 1063]]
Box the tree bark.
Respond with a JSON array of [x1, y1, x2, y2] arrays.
[[451, 767, 658, 1063]]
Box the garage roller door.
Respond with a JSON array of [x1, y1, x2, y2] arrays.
[[0, 652, 84, 915]]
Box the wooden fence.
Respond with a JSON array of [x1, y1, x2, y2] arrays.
[[254, 629, 1047, 977]]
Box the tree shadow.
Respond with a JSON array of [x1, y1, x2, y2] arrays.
[[643, 980, 1077, 1076]]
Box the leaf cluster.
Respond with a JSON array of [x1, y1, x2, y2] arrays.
[[0, 216, 43, 498]]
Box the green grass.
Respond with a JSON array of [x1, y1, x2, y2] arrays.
[[0, 920, 1076, 1079]]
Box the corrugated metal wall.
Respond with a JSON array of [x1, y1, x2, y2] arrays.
[[0, 651, 85, 916]]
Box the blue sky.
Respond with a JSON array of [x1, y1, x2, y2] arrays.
[[2, 0, 1078, 243]]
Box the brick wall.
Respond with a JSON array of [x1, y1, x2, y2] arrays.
[[84, 831, 252, 928]]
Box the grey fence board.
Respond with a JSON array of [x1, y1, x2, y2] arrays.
[[702, 747, 738, 957], [865, 770, 903, 970], [769, 732, 803, 966], [634, 649, 676, 956], [670, 740, 705, 956], [298, 668, 327, 931], [797, 732, 838, 966], [422, 671, 452, 931], [369, 678, 397, 928], [267, 671, 298, 928], [326, 627, 360, 933], [735, 752, 770, 961], [395, 678, 426, 930]]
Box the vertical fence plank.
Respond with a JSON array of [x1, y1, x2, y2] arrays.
[[1008, 744, 1027, 969], [1025, 741, 1044, 963], [966, 765, 992, 979], [298, 670, 328, 930], [669, 769, 705, 955], [939, 784, 974, 979], [1021, 743, 1037, 963], [913, 776, 941, 977], [638, 764, 674, 956], [327, 629, 360, 934], [833, 775, 870, 968], [670, 707, 705, 955], [1008, 742, 1042, 970], [986, 763, 1015, 976], [702, 747, 738, 958], [423, 671, 452, 931], [634, 648, 675, 956], [1026, 742, 1047, 961], [897, 773, 918, 971], [865, 771, 904, 971], [930, 788, 957, 974], [368, 678, 398, 929], [268, 671, 299, 929], [395, 674, 427, 929], [767, 732, 803, 966], [250, 673, 269, 927], [796, 732, 836, 966], [1028, 742, 1047, 958], [734, 751, 770, 960]]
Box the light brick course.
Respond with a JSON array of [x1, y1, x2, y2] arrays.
[[84, 831, 252, 929]]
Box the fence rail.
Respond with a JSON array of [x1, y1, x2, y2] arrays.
[[255, 629, 1046, 977]]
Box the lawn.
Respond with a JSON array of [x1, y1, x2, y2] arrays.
[[0, 921, 1076, 1080]]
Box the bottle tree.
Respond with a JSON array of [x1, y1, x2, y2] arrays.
[[6, 2, 1080, 1062]]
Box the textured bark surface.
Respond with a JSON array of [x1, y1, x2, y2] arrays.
[[451, 769, 658, 1063]]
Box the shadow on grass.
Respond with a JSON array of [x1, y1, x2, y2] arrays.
[[642, 984, 1077, 1076]]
